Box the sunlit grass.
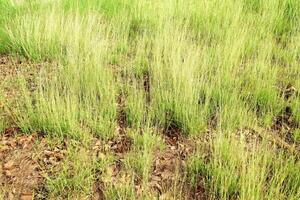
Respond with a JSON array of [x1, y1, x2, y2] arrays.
[[0, 0, 299, 199]]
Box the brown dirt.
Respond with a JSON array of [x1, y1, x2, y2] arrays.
[[267, 83, 300, 149], [116, 94, 127, 135], [143, 71, 151, 104], [0, 56, 33, 80], [91, 126, 211, 200], [150, 125, 198, 198], [1, 54, 211, 199], [187, 176, 209, 200], [92, 181, 105, 200], [91, 122, 201, 199], [91, 92, 132, 199], [0, 55, 44, 94], [109, 135, 132, 156], [0, 128, 65, 200], [0, 55, 58, 130], [208, 110, 219, 130], [91, 141, 132, 200], [235, 128, 263, 151], [271, 106, 299, 147], [280, 84, 297, 100]]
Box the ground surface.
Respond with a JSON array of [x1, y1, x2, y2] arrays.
[[1, 0, 300, 199], [0, 56, 204, 198]]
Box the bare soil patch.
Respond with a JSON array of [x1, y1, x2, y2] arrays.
[[142, 71, 151, 104], [0, 55, 42, 94], [269, 86, 300, 153], [109, 135, 132, 156], [116, 94, 127, 135], [150, 124, 201, 198], [0, 128, 65, 200], [235, 128, 263, 151]]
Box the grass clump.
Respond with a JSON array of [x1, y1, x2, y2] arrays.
[[189, 133, 300, 200], [46, 143, 95, 199], [0, 0, 300, 199], [125, 128, 164, 182]]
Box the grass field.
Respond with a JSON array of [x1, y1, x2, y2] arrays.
[[0, 0, 300, 199]]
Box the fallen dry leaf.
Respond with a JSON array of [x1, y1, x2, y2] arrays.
[[20, 193, 33, 200], [0, 145, 10, 153], [3, 161, 15, 170], [4, 170, 13, 177], [44, 150, 54, 157]]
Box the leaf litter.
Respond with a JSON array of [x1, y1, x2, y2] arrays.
[[0, 128, 66, 200]]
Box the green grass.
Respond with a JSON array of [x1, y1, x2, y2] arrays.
[[0, 0, 300, 199], [125, 128, 165, 182], [46, 143, 95, 199]]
